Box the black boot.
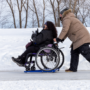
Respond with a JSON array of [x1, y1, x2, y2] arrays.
[[12, 57, 24, 67], [31, 66, 36, 71]]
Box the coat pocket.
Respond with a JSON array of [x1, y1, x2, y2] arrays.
[[69, 33, 76, 42]]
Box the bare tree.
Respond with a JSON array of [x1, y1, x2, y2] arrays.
[[16, 0, 23, 28], [1, 0, 90, 28], [23, 0, 29, 28], [72, 0, 78, 13], [29, 0, 40, 27], [6, 0, 29, 28], [43, 0, 45, 26], [47, 0, 64, 26], [56, 0, 62, 26], [49, 0, 57, 26], [78, 0, 89, 26], [6, 0, 16, 28]]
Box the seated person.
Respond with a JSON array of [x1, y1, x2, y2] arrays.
[[12, 21, 57, 66]]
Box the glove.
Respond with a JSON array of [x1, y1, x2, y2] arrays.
[[56, 38, 64, 43], [31, 33, 37, 39], [31, 29, 39, 39], [36, 29, 39, 35]]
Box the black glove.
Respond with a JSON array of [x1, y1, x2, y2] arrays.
[[31, 29, 39, 39], [31, 33, 37, 39], [56, 38, 64, 43], [36, 29, 39, 35]]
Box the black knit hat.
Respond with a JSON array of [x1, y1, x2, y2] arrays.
[[60, 7, 69, 15]]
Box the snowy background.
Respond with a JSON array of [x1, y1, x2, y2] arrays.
[[0, 27, 90, 71], [0, 28, 90, 90], [0, 80, 90, 90]]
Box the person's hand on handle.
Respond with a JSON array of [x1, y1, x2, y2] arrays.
[[53, 38, 64, 43], [53, 38, 57, 47]]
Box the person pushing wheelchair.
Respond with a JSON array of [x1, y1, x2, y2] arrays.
[[54, 8, 90, 72]]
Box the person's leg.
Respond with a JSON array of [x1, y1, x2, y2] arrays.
[[78, 43, 90, 62], [21, 46, 39, 57], [69, 46, 80, 72], [20, 46, 40, 64], [12, 46, 40, 66]]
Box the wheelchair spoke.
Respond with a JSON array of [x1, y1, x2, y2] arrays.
[[36, 47, 60, 71]]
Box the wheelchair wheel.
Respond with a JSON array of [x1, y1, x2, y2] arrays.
[[35, 47, 60, 71], [40, 48, 64, 70], [40, 56, 48, 69], [57, 49, 64, 69]]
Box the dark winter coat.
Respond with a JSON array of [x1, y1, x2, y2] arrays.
[[32, 29, 53, 47], [59, 9, 90, 50]]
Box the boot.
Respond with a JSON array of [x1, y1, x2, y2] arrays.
[[65, 69, 77, 72], [12, 57, 24, 67], [31, 66, 36, 71]]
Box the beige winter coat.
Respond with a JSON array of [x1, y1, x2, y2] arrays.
[[59, 9, 90, 50]]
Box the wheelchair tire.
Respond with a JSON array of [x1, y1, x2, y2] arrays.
[[40, 49, 64, 70], [35, 47, 60, 71], [57, 49, 64, 69], [40, 56, 48, 69]]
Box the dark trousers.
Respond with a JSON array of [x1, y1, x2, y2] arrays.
[[20, 46, 40, 64], [70, 43, 90, 71]]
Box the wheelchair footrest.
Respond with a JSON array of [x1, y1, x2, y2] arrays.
[[24, 69, 59, 73]]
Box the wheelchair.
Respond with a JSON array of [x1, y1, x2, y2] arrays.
[[24, 43, 65, 72]]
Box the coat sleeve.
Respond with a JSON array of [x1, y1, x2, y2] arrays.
[[33, 30, 53, 45], [59, 19, 71, 40]]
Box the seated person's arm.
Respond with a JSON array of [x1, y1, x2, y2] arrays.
[[32, 33, 43, 44]]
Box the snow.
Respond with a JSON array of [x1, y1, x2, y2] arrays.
[[0, 28, 90, 90], [0, 80, 90, 90], [0, 27, 90, 71], [0, 70, 90, 81]]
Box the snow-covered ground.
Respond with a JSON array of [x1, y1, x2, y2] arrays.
[[0, 28, 90, 90], [0, 27, 90, 71], [0, 80, 90, 90]]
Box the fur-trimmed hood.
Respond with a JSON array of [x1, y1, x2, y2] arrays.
[[62, 9, 75, 18]]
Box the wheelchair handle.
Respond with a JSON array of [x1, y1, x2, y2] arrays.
[[53, 42, 58, 47], [54, 41, 58, 44]]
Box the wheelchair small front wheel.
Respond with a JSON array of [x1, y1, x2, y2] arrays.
[[35, 47, 60, 71]]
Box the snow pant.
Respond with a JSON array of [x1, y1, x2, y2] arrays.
[[69, 43, 90, 72], [20, 46, 40, 64]]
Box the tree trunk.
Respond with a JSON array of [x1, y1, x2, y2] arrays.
[[6, 0, 16, 28], [33, 0, 40, 27], [43, 0, 45, 26], [25, 0, 29, 28]]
